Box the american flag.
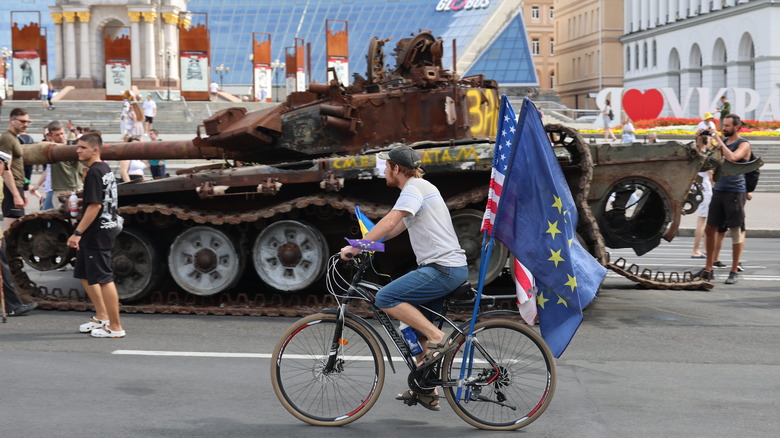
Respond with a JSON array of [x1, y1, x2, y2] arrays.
[[481, 96, 537, 325]]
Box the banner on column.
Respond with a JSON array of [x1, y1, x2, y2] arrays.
[[0, 58, 7, 99], [326, 19, 349, 85], [106, 60, 131, 96], [252, 32, 272, 102], [327, 57, 348, 86], [181, 51, 209, 92], [254, 65, 271, 102], [13, 50, 40, 92]]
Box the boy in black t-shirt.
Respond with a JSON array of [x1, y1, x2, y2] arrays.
[[67, 133, 126, 338]]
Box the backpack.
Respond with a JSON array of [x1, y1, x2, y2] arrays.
[[744, 153, 762, 193], [608, 109, 614, 121]]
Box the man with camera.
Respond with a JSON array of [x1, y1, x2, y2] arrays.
[[695, 114, 751, 285]]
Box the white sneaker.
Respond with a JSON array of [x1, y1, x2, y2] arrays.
[[91, 326, 126, 338], [79, 317, 109, 333]]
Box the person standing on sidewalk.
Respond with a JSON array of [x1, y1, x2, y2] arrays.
[[695, 114, 751, 285], [143, 94, 157, 135], [67, 132, 126, 338], [148, 129, 166, 179], [1, 108, 31, 230]]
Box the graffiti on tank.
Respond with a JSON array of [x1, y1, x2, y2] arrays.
[[466, 89, 499, 138]]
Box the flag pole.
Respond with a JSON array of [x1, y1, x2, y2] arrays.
[[456, 229, 494, 401]]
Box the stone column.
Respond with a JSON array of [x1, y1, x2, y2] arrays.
[[649, 0, 658, 28], [50, 12, 64, 79], [631, 0, 640, 32], [712, 1, 722, 11], [142, 11, 158, 79], [77, 11, 91, 80], [701, 0, 710, 14], [62, 12, 77, 79], [128, 12, 141, 80], [161, 12, 180, 82], [658, 0, 667, 26]]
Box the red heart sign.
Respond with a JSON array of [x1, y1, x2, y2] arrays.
[[622, 89, 664, 121]]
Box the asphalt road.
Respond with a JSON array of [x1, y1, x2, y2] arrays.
[[1, 237, 779, 438]]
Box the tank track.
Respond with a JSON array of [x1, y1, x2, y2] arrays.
[[606, 255, 714, 291], [7, 189, 491, 318]]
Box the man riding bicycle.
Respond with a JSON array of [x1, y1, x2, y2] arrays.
[[340, 145, 468, 375]]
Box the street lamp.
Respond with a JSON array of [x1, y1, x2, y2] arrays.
[[215, 63, 229, 90], [270, 59, 285, 102], [165, 46, 173, 101]]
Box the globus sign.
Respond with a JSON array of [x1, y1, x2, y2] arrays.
[[436, 0, 490, 12]]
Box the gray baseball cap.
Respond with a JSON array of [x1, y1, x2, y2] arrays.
[[377, 145, 422, 169]]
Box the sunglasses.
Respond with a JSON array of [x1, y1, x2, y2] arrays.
[[13, 118, 32, 124]]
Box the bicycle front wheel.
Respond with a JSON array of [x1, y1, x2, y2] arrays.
[[270, 313, 385, 426], [441, 319, 556, 430]]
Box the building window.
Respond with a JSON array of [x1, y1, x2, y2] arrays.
[[550, 71, 555, 88], [652, 40, 657, 67], [532, 38, 540, 55], [550, 6, 554, 19], [643, 42, 648, 68], [626, 46, 631, 72], [550, 38, 555, 55], [531, 6, 540, 19]]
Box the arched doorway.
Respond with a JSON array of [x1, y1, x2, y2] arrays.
[[97, 18, 127, 88], [689, 44, 702, 116]]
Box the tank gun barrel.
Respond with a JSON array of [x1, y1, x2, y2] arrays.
[[23, 140, 224, 165]]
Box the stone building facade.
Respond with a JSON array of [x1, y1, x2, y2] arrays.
[[49, 0, 188, 89]]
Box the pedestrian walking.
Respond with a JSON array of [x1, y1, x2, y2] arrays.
[[210, 81, 219, 101], [39, 81, 49, 108], [143, 93, 157, 134], [602, 99, 617, 142], [716, 96, 730, 128], [67, 132, 126, 338]]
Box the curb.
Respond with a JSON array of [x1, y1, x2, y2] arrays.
[[677, 228, 780, 238]]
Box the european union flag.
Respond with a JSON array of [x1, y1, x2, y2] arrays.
[[493, 98, 606, 358]]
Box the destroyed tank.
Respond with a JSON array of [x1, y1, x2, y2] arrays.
[[11, 32, 714, 315]]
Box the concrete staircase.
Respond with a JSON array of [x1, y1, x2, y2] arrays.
[[7, 100, 274, 137]]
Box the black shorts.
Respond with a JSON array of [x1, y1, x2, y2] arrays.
[[74, 247, 114, 285], [2, 184, 26, 218], [145, 116, 153, 123], [707, 190, 746, 231]]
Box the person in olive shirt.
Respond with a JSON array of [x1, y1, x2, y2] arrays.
[[0, 108, 30, 230], [67, 132, 125, 338], [30, 120, 82, 209], [717, 96, 731, 128]]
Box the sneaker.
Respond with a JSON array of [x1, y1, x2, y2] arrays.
[[737, 262, 744, 272], [79, 316, 109, 333], [91, 326, 126, 338], [725, 272, 739, 284], [713, 261, 726, 268], [693, 269, 714, 281], [7, 302, 38, 316]]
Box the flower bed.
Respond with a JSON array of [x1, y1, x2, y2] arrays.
[[580, 117, 780, 137]]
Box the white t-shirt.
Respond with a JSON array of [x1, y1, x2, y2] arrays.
[[40, 82, 49, 96], [143, 99, 157, 117], [210, 82, 219, 94], [128, 160, 146, 176], [696, 120, 716, 132], [392, 178, 467, 267]]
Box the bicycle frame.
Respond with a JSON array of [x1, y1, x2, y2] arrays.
[[322, 253, 512, 388]]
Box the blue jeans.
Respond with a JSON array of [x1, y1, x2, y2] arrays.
[[42, 191, 55, 210], [375, 264, 468, 310]]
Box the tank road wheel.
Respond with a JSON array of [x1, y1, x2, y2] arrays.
[[112, 227, 164, 302], [252, 220, 328, 292], [15, 216, 74, 271], [168, 226, 244, 296], [451, 209, 508, 285]]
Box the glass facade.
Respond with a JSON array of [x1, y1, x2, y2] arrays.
[[463, 13, 537, 86], [0, 2, 57, 83], [1, 0, 537, 88], [190, 0, 536, 87]]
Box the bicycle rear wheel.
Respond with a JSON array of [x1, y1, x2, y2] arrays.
[[271, 313, 385, 426], [441, 319, 556, 430]]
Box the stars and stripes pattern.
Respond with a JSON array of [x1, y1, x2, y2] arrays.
[[482, 95, 537, 325]]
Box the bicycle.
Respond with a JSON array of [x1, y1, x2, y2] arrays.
[[271, 245, 557, 430]]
